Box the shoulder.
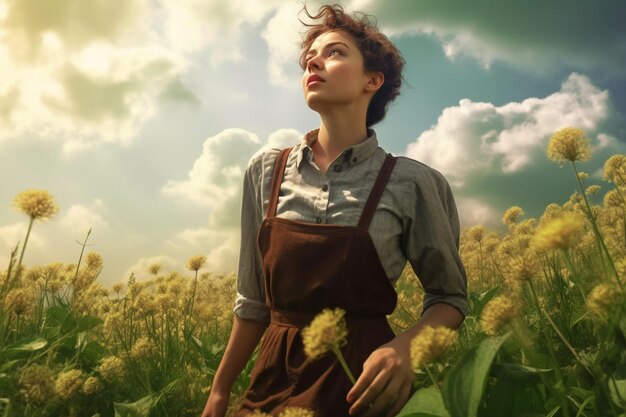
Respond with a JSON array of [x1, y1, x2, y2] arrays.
[[391, 155, 451, 191], [246, 144, 300, 174]]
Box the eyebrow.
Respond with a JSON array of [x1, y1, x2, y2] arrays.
[[305, 41, 350, 58]]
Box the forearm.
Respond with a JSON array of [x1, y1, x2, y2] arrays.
[[387, 303, 464, 359], [210, 314, 269, 396]]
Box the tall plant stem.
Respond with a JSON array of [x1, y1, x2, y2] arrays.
[[15, 217, 34, 279], [571, 162, 621, 289]]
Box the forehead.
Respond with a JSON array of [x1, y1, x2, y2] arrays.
[[309, 30, 356, 51]]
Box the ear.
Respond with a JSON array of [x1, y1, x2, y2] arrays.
[[364, 71, 384, 93]]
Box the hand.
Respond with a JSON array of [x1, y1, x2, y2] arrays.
[[346, 344, 414, 417], [200, 390, 230, 417]]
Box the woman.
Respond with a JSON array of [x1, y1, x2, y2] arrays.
[[201, 4, 467, 417]]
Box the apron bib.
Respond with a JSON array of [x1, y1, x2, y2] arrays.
[[235, 147, 399, 417]]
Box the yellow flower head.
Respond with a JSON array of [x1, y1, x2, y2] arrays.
[[5, 288, 35, 315], [480, 294, 522, 336], [148, 263, 162, 275], [54, 369, 84, 400], [585, 185, 601, 196], [85, 252, 103, 270], [603, 154, 626, 183], [509, 252, 540, 282], [604, 190, 623, 208], [278, 407, 316, 417], [301, 308, 348, 360], [533, 213, 584, 251], [502, 206, 524, 226], [81, 375, 103, 396], [187, 255, 207, 272], [18, 364, 55, 405], [409, 325, 458, 371], [547, 127, 591, 165], [96, 356, 125, 382], [468, 225, 486, 244], [130, 337, 156, 360], [587, 283, 624, 319], [12, 189, 59, 220], [577, 172, 589, 180]]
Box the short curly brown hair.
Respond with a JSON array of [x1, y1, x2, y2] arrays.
[[298, 3, 406, 127]]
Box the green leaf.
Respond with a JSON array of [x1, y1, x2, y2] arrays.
[[76, 315, 103, 332], [609, 377, 626, 410], [490, 362, 551, 383], [442, 333, 511, 417], [114, 394, 156, 417], [397, 387, 451, 417]]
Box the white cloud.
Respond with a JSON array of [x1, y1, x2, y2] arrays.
[[121, 254, 179, 283], [0, 222, 44, 251], [60, 203, 108, 235], [406, 73, 615, 187], [456, 197, 498, 229]]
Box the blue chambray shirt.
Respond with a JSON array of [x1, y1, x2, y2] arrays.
[[233, 128, 468, 324]]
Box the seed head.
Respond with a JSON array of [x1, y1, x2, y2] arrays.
[[502, 206, 524, 226], [587, 283, 624, 319], [546, 127, 591, 165], [187, 255, 207, 272], [13, 189, 59, 220], [534, 213, 584, 251], [409, 325, 458, 370], [301, 308, 348, 360], [480, 294, 522, 336], [54, 369, 84, 400], [278, 407, 316, 417]]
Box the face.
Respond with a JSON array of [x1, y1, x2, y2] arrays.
[[301, 30, 378, 112]]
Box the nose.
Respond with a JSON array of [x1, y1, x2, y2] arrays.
[[306, 53, 322, 73]]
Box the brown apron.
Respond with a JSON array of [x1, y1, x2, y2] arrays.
[[235, 147, 401, 417]]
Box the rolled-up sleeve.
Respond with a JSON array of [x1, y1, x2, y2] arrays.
[[232, 153, 270, 324], [402, 167, 468, 320]]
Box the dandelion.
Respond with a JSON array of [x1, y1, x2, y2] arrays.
[[85, 252, 103, 270], [409, 325, 458, 371], [18, 364, 55, 405], [278, 407, 316, 417], [502, 206, 525, 226], [546, 127, 591, 165], [54, 369, 84, 400], [148, 263, 162, 276], [302, 308, 353, 383], [130, 337, 156, 360], [604, 190, 623, 208], [302, 308, 348, 359], [96, 356, 125, 382], [480, 295, 522, 336], [13, 189, 59, 220], [585, 185, 601, 196], [5, 288, 35, 315], [468, 225, 485, 244], [533, 213, 584, 251], [187, 255, 207, 272], [587, 283, 624, 319], [81, 376, 103, 395], [603, 154, 626, 183]]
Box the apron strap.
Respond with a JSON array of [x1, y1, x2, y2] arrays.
[[266, 147, 292, 219], [357, 154, 397, 232]]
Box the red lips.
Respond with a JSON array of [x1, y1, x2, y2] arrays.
[[307, 74, 325, 86]]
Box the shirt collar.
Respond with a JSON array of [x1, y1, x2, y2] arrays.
[[296, 128, 379, 170]]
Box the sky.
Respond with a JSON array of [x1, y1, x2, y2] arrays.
[[1, 0, 625, 287]]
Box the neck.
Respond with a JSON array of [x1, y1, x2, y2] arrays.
[[315, 104, 369, 163]]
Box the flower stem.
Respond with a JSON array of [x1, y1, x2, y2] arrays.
[[331, 345, 356, 385]]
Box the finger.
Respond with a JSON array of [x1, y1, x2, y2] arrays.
[[385, 380, 413, 417], [347, 360, 380, 405], [352, 372, 393, 417]]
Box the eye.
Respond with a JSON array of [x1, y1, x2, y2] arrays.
[[329, 48, 342, 56]]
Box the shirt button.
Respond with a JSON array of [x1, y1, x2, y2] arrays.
[[333, 165, 342, 172], [352, 157, 358, 163], [322, 184, 328, 192], [289, 374, 299, 384], [315, 217, 322, 224]]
